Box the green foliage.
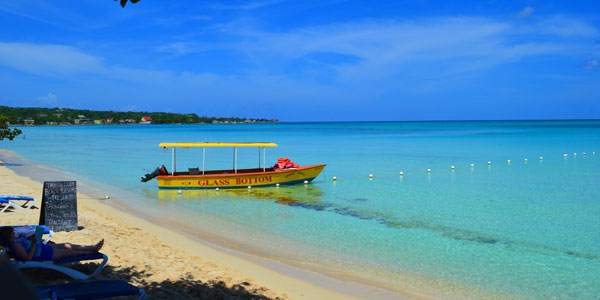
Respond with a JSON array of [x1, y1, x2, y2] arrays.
[[115, 0, 140, 8], [0, 106, 274, 126], [0, 115, 22, 141]]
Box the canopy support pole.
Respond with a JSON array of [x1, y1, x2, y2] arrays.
[[258, 147, 261, 168], [234, 147, 237, 174], [263, 147, 266, 172], [202, 147, 205, 175], [172, 148, 176, 176]]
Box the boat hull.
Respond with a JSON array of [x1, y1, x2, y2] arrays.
[[156, 164, 326, 189]]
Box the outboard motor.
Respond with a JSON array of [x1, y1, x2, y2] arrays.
[[141, 165, 168, 182]]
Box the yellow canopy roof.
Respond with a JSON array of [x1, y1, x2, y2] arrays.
[[159, 142, 278, 148]]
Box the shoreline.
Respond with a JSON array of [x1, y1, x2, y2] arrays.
[[0, 151, 415, 300]]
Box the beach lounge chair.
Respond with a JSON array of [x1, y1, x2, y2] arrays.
[[12, 252, 109, 280], [0, 195, 35, 212], [0, 228, 108, 280], [36, 280, 146, 300]]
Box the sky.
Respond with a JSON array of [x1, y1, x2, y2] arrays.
[[0, 0, 599, 121]]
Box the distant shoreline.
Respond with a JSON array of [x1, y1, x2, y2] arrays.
[[10, 121, 279, 127], [1, 105, 278, 126]]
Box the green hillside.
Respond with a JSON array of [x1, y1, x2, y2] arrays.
[[0, 106, 277, 125]]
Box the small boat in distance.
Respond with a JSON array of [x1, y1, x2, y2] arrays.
[[141, 142, 326, 189]]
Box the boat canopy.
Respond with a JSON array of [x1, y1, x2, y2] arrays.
[[159, 142, 278, 148], [159, 142, 278, 175]]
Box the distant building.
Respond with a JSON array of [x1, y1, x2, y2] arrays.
[[140, 116, 152, 124], [38, 114, 47, 117], [74, 118, 92, 125], [93, 120, 103, 125], [78, 115, 85, 118], [24, 119, 34, 125], [105, 118, 113, 124]]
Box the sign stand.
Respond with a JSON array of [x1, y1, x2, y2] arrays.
[[39, 181, 78, 232]]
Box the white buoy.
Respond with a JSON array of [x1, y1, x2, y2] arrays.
[[215, 188, 219, 191], [573, 153, 577, 156], [507, 160, 511, 163], [563, 153, 568, 157], [427, 168, 432, 173], [524, 158, 528, 162], [248, 186, 251, 189], [304, 180, 309, 184], [399, 172, 404, 176], [369, 174, 373, 178], [276, 183, 280, 187], [177, 190, 182, 194], [104, 196, 110, 199], [451, 165, 455, 170], [487, 161, 492, 165], [583, 152, 587, 155], [470, 163, 475, 168], [539, 156, 543, 160], [332, 176, 337, 181]]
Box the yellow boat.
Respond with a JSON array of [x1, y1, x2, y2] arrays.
[[141, 142, 326, 189]]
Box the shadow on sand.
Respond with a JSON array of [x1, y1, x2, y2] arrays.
[[22, 262, 284, 300]]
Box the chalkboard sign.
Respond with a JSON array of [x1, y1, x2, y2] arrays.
[[39, 181, 78, 232]]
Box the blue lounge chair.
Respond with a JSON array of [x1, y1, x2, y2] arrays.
[[0, 195, 35, 212], [13, 253, 109, 280], [37, 280, 146, 300], [0, 228, 108, 280]]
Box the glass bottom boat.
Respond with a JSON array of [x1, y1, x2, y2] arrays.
[[141, 142, 326, 189]]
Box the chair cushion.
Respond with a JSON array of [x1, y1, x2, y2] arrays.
[[37, 280, 140, 300], [50, 253, 105, 264]]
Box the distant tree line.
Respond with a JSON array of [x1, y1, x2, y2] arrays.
[[0, 106, 276, 126]]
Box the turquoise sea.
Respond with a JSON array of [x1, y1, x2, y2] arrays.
[[2, 121, 600, 299]]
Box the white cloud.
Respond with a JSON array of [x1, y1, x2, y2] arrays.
[[208, 0, 283, 10], [0, 42, 104, 76], [0, 42, 172, 83], [155, 15, 211, 26], [516, 7, 534, 18], [156, 42, 208, 55], [37, 93, 58, 105], [1, 15, 598, 92], [534, 15, 599, 38], [120, 105, 138, 111], [229, 16, 598, 82], [583, 60, 599, 70]]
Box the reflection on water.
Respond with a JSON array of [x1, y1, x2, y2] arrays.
[[155, 185, 325, 205]]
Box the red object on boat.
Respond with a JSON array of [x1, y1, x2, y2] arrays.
[[274, 158, 299, 169], [159, 165, 168, 175]]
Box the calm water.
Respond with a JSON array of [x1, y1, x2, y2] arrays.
[[3, 121, 600, 299]]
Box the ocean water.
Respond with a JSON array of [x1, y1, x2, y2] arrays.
[[3, 121, 600, 299]]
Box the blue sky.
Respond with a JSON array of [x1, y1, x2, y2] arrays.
[[0, 1, 599, 121]]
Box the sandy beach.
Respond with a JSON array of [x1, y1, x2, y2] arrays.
[[0, 155, 373, 300]]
